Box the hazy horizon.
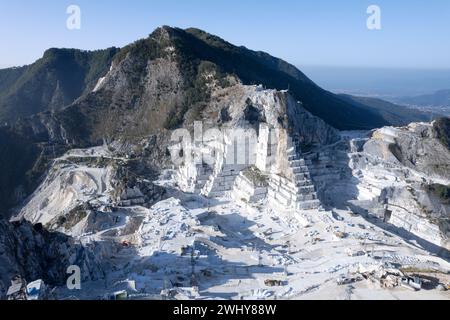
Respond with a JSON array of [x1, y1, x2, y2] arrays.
[[301, 66, 450, 97]]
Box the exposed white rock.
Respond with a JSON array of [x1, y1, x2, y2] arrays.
[[17, 162, 114, 225], [8, 83, 450, 300], [306, 123, 450, 253], [175, 85, 337, 212], [231, 167, 268, 203], [118, 186, 145, 206]]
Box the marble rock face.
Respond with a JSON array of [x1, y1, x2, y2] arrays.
[[175, 86, 337, 211], [0, 220, 103, 298]]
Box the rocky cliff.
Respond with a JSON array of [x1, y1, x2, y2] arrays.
[[0, 220, 104, 298]]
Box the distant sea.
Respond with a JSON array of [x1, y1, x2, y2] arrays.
[[300, 66, 450, 99]]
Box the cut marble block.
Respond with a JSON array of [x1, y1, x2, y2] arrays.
[[268, 138, 320, 211], [231, 171, 268, 203]]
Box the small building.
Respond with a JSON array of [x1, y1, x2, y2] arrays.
[[337, 274, 363, 286], [26, 280, 47, 300], [6, 276, 27, 300], [401, 276, 422, 291], [264, 279, 283, 287], [104, 290, 128, 300]]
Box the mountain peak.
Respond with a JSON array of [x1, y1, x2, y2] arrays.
[[2, 26, 393, 131], [149, 25, 179, 39]]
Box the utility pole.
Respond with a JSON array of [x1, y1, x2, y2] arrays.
[[161, 276, 169, 300], [159, 228, 165, 251], [190, 243, 197, 288], [258, 247, 263, 267]]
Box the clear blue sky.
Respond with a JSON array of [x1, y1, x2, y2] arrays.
[[1, 0, 449, 69]]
